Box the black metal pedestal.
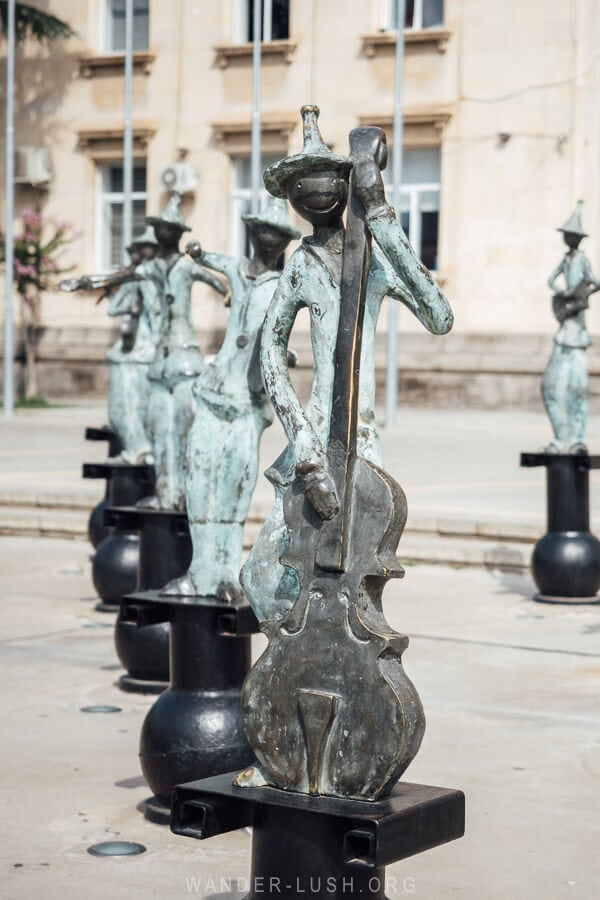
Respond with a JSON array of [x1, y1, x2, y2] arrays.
[[112, 508, 192, 694], [120, 592, 258, 824], [172, 772, 465, 899], [521, 452, 600, 603], [84, 462, 155, 612], [84, 426, 122, 547]]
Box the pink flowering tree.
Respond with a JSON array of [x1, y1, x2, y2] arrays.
[[0, 208, 80, 400]]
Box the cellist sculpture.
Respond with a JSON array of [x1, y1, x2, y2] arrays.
[[171, 112, 464, 898]]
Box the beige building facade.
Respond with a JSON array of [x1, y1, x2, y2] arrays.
[[2, 0, 600, 405]]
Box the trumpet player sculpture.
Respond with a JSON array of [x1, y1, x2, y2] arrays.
[[171, 108, 464, 898], [62, 227, 159, 465]]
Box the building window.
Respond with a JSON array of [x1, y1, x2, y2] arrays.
[[230, 154, 282, 260], [380, 0, 444, 30], [235, 0, 290, 42], [103, 0, 149, 53], [384, 147, 440, 270], [97, 162, 147, 269]]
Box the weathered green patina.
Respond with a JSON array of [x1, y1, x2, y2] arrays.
[[60, 227, 159, 464], [162, 197, 300, 600], [241, 106, 453, 626], [542, 201, 600, 453]]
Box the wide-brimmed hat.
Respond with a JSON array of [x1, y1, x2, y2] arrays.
[[242, 196, 301, 240], [127, 225, 159, 251], [558, 199, 588, 237], [146, 191, 191, 232], [264, 105, 352, 200]]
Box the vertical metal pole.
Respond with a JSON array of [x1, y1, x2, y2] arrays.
[[122, 0, 134, 260], [250, 0, 262, 216], [3, 0, 16, 417], [384, 0, 405, 428]]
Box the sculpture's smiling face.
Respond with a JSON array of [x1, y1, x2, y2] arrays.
[[286, 170, 348, 227]]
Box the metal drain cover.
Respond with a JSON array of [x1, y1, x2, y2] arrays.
[[80, 705, 122, 714], [87, 841, 146, 857]]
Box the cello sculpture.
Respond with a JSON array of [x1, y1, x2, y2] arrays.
[[171, 110, 464, 899], [238, 124, 425, 801]]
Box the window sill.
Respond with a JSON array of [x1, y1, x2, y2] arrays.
[[213, 39, 297, 68], [78, 50, 156, 78], [361, 28, 451, 57]]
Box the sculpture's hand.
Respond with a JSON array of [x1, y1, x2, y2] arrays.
[[223, 288, 232, 308], [353, 157, 388, 217], [287, 349, 299, 368], [59, 277, 83, 292], [297, 461, 339, 521], [185, 239, 202, 260]]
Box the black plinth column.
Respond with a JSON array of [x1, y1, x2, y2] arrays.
[[83, 462, 155, 612], [113, 508, 192, 694], [84, 426, 122, 547], [172, 773, 465, 900], [520, 452, 600, 603], [119, 592, 258, 824]]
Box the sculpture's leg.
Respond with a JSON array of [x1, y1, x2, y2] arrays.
[[240, 477, 299, 624], [184, 403, 269, 598], [146, 382, 176, 508], [568, 347, 588, 450], [173, 378, 196, 511], [109, 362, 153, 464], [541, 343, 570, 451]]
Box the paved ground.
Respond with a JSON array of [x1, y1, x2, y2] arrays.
[[1, 534, 599, 900], [1, 404, 600, 898]]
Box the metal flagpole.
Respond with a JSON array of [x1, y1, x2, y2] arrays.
[[122, 0, 134, 260], [250, 0, 262, 217], [384, 0, 405, 428], [3, 0, 16, 417]]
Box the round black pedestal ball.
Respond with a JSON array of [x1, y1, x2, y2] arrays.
[[92, 531, 139, 607], [139, 686, 254, 808], [114, 609, 169, 694], [88, 496, 110, 549], [532, 530, 600, 601]]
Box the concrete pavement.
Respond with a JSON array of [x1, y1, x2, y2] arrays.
[[3, 401, 600, 567], [1, 535, 599, 899]]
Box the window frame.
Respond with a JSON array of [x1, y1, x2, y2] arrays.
[[379, 0, 444, 31], [101, 0, 150, 54], [95, 160, 148, 271], [233, 0, 289, 43], [383, 147, 441, 271]]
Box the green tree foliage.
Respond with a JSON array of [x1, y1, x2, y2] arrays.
[[0, 1, 75, 45]]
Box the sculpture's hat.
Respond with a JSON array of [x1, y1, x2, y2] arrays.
[[127, 225, 158, 251], [558, 199, 588, 237], [146, 191, 191, 232], [242, 196, 301, 240], [264, 105, 352, 199]]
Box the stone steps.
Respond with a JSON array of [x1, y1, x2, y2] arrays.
[[0, 488, 539, 569]]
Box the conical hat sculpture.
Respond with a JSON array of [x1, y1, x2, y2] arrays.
[[264, 105, 352, 200], [558, 199, 588, 237], [242, 196, 301, 240], [146, 190, 191, 233]]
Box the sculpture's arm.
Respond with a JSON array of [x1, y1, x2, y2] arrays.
[[198, 249, 239, 285], [184, 242, 230, 300], [547, 261, 566, 294], [262, 270, 323, 467], [107, 281, 142, 317], [352, 158, 453, 334], [189, 259, 229, 297], [59, 264, 139, 293]]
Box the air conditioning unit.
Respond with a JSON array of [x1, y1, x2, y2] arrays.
[[159, 161, 198, 195], [14, 146, 52, 187]]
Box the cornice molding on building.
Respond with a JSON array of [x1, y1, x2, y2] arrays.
[[361, 28, 451, 56], [211, 116, 297, 155], [357, 108, 452, 147], [77, 125, 156, 158], [213, 39, 297, 69], [78, 51, 156, 78]]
